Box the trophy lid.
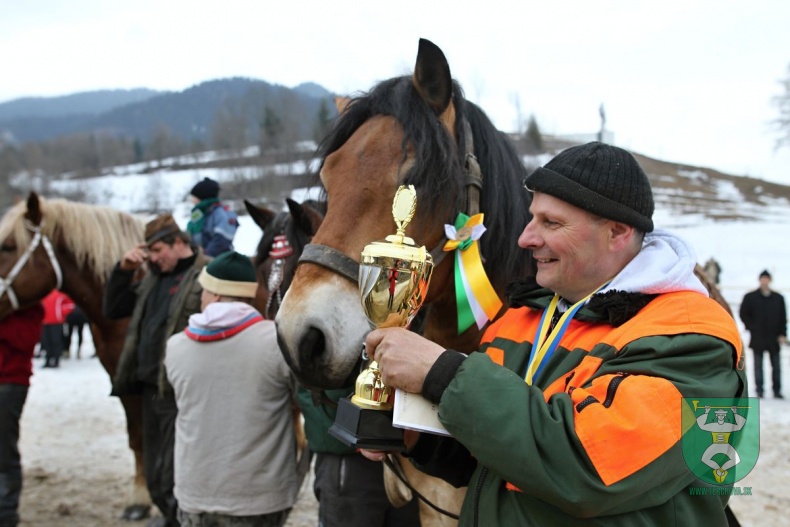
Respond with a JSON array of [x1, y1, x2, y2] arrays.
[[360, 185, 432, 264]]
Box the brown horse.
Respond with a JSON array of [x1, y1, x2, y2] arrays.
[[275, 39, 534, 524], [0, 192, 151, 520]]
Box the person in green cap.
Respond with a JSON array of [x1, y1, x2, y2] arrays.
[[164, 251, 299, 527]]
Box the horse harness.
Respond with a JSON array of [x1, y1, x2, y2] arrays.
[[0, 220, 63, 310], [265, 233, 294, 320], [298, 118, 482, 287]]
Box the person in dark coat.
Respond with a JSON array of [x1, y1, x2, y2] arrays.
[[103, 213, 207, 527], [740, 269, 787, 399]]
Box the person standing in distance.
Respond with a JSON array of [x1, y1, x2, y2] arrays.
[[186, 177, 238, 257], [740, 269, 787, 399]]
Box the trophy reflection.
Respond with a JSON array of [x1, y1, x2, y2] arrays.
[[328, 185, 433, 451]]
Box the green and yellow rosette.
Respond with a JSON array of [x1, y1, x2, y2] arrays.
[[443, 212, 502, 334]]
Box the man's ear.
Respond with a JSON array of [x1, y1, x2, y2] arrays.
[[608, 221, 637, 252]]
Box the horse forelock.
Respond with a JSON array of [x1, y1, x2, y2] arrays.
[[0, 197, 144, 283]]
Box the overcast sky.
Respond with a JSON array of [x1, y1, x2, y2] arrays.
[[2, 0, 789, 184]]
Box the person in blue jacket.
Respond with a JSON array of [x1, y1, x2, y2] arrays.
[[186, 177, 238, 257]]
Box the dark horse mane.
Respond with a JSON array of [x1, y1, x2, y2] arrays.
[[253, 199, 327, 269], [317, 75, 533, 292]]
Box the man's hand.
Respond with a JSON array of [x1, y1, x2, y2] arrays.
[[366, 328, 445, 394], [704, 406, 711, 414], [120, 243, 149, 271], [779, 336, 788, 346]]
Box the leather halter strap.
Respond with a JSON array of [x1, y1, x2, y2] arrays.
[[0, 220, 63, 310], [298, 117, 483, 284]]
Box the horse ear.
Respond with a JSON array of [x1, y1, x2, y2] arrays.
[[25, 192, 43, 225], [413, 38, 453, 116], [287, 198, 324, 236], [335, 96, 352, 115], [244, 199, 276, 231]]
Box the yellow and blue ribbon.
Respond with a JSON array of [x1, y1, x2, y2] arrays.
[[443, 213, 502, 334], [524, 281, 610, 385]]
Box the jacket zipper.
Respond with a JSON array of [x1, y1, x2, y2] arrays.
[[575, 372, 630, 413], [603, 372, 630, 407], [473, 466, 488, 527]]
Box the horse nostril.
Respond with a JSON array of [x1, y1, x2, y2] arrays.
[[299, 326, 326, 367]]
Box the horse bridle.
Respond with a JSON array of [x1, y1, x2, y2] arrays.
[[0, 220, 63, 310], [298, 118, 482, 286], [265, 233, 294, 319]]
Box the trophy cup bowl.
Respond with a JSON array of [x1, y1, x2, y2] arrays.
[[329, 185, 433, 451]]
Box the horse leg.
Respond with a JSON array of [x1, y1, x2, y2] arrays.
[[119, 394, 152, 521], [387, 454, 464, 527], [76, 323, 84, 359]]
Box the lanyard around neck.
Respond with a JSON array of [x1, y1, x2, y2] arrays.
[[524, 282, 609, 385]]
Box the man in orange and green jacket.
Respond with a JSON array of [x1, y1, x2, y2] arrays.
[[363, 142, 746, 526]]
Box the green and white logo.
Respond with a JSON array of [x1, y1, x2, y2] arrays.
[[681, 398, 759, 485]]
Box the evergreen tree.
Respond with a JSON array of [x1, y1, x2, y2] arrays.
[[260, 106, 284, 154], [313, 98, 333, 143], [525, 114, 544, 153]]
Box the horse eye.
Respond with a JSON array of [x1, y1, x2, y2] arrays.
[[1, 243, 15, 252]]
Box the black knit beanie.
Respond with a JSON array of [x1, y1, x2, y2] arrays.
[[191, 177, 220, 200], [525, 142, 654, 232]]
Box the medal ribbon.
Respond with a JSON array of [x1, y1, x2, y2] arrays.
[[525, 281, 610, 385]]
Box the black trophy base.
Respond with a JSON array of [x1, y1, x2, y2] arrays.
[[328, 397, 405, 451]]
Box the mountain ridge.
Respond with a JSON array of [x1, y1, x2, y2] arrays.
[[0, 78, 335, 143]]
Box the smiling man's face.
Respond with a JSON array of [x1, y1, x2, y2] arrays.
[[518, 192, 616, 302]]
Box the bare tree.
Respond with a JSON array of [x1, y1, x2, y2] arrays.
[[148, 124, 178, 167], [774, 64, 790, 149], [211, 102, 248, 155], [511, 92, 525, 134]]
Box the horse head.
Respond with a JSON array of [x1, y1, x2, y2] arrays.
[[245, 198, 325, 320], [276, 39, 532, 389], [0, 192, 65, 319], [0, 191, 144, 323]]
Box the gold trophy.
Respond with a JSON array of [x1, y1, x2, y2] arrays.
[[329, 185, 434, 451]]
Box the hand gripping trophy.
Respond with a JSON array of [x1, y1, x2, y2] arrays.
[[329, 185, 434, 450]]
